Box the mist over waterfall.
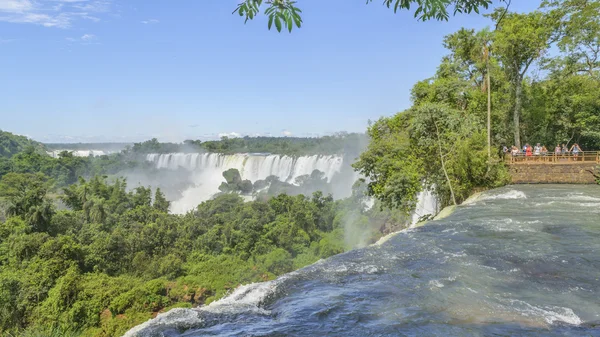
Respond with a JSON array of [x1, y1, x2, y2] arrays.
[[146, 153, 352, 213], [47, 150, 114, 157]]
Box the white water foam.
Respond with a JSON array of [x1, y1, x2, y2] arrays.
[[122, 308, 201, 337], [411, 188, 439, 226], [478, 190, 527, 202], [565, 194, 600, 202], [123, 277, 287, 337], [507, 299, 582, 325]]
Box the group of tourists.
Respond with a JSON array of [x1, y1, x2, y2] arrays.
[[503, 143, 583, 157]]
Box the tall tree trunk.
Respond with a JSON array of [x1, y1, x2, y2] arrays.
[[433, 120, 457, 206], [487, 61, 492, 158], [513, 76, 522, 149]]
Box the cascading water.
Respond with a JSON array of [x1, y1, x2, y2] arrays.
[[146, 153, 346, 213], [411, 188, 439, 226], [47, 150, 112, 157], [146, 153, 343, 183], [125, 185, 600, 337]]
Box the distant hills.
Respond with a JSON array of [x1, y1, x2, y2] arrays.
[[2, 130, 368, 157], [45, 142, 132, 152], [0, 130, 46, 158]]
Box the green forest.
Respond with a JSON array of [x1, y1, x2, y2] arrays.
[[45, 133, 367, 157], [1, 0, 600, 336], [0, 131, 404, 336], [355, 0, 600, 208]]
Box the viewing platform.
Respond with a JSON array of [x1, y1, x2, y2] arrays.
[[506, 151, 600, 184]]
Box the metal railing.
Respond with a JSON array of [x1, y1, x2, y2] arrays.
[[505, 151, 600, 165]]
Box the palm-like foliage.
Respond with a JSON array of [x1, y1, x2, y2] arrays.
[[234, 0, 499, 32]]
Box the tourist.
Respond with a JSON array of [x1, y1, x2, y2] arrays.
[[541, 145, 548, 155], [511, 146, 519, 156], [554, 144, 561, 154], [562, 144, 569, 154], [570, 143, 582, 158], [534, 143, 542, 155], [525, 144, 533, 157], [502, 145, 509, 156]]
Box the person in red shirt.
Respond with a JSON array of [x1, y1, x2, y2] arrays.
[[525, 144, 533, 157]]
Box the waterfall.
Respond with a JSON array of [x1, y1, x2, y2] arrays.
[[146, 153, 346, 213], [146, 153, 344, 183], [47, 150, 111, 157], [411, 188, 439, 227]]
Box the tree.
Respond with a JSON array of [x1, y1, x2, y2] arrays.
[[0, 130, 45, 159], [222, 169, 242, 186], [543, 0, 600, 77], [131, 186, 152, 208], [0, 172, 50, 218], [218, 169, 255, 195], [492, 10, 555, 148], [234, 0, 499, 32], [153, 188, 171, 213], [413, 103, 460, 205], [353, 113, 424, 212], [443, 28, 495, 156], [26, 200, 55, 232]]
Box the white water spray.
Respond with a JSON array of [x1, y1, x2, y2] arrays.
[[146, 153, 345, 213], [47, 150, 113, 157], [411, 188, 439, 227]]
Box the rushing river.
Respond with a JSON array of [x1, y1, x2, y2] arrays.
[[125, 185, 600, 337]]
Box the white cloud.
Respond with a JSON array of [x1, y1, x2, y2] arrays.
[[81, 33, 94, 41], [0, 0, 33, 12], [72, 0, 110, 12], [218, 132, 242, 138], [0, 0, 111, 28], [281, 130, 293, 137], [66, 33, 98, 44], [141, 18, 158, 24]]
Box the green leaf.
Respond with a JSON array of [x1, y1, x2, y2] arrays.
[[275, 16, 282, 32], [268, 15, 274, 30], [292, 13, 302, 28], [286, 12, 293, 32]]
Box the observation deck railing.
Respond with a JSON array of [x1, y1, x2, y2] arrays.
[[505, 151, 600, 165]]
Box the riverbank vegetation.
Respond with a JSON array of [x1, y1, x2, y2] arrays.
[[355, 0, 600, 208], [0, 130, 403, 336], [0, 169, 404, 336]]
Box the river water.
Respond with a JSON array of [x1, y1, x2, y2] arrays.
[[125, 185, 600, 336]]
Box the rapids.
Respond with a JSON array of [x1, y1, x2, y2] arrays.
[[125, 185, 600, 337]]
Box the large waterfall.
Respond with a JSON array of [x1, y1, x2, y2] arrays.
[[146, 153, 344, 183], [146, 153, 347, 213], [47, 150, 113, 157]]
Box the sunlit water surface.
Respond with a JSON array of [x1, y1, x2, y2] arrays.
[[125, 185, 600, 337]]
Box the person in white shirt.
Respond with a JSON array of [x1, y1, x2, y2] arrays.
[[533, 143, 542, 155]]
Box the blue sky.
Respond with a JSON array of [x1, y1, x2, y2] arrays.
[[1, 0, 538, 143]]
